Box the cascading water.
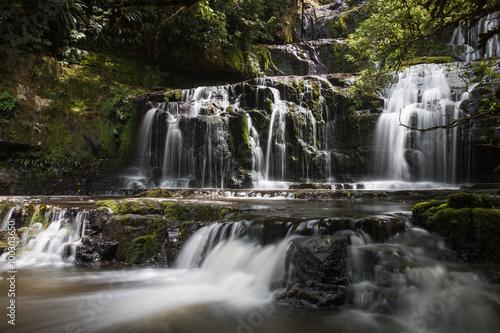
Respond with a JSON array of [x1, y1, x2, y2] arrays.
[[449, 14, 499, 61], [0, 206, 17, 230], [4, 205, 499, 333], [126, 75, 339, 190], [262, 83, 288, 184], [372, 64, 470, 185], [0, 207, 88, 265], [349, 226, 500, 333], [246, 113, 265, 185], [125, 87, 233, 189]]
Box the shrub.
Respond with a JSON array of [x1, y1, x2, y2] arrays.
[[0, 90, 20, 119]]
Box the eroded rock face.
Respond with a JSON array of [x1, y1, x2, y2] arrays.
[[295, 0, 367, 41], [266, 39, 356, 76]]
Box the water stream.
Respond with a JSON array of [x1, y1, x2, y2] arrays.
[[1, 199, 499, 333], [373, 64, 471, 184]]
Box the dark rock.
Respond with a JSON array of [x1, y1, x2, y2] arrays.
[[280, 236, 353, 308]]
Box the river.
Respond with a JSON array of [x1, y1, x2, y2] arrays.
[[0, 197, 499, 333]]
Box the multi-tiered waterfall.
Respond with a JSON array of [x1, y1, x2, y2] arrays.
[[372, 64, 472, 186], [125, 76, 340, 189], [121, 7, 497, 190]]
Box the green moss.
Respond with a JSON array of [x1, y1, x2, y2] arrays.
[[432, 207, 473, 245], [96, 199, 162, 215], [447, 192, 493, 209], [411, 194, 500, 263], [114, 215, 166, 264], [128, 235, 158, 264], [165, 89, 183, 102], [137, 188, 173, 198], [162, 202, 236, 221], [96, 200, 121, 213], [472, 208, 500, 262]]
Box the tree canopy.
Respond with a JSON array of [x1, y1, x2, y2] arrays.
[[346, 0, 500, 94]]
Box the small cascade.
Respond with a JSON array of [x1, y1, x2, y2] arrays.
[[176, 222, 296, 298], [348, 227, 500, 333], [0, 206, 17, 230], [449, 14, 499, 61], [0, 207, 88, 266], [373, 64, 470, 183], [200, 116, 231, 188], [262, 82, 288, 183], [246, 113, 265, 185]]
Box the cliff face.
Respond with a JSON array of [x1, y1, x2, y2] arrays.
[[1, 1, 499, 194]]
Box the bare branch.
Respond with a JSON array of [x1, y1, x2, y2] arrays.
[[399, 109, 500, 132]]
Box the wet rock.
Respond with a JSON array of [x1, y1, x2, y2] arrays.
[[280, 236, 353, 308], [404, 149, 425, 167]]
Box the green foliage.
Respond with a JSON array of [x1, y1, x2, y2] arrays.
[[100, 87, 135, 139], [345, 0, 499, 94], [346, 0, 431, 91], [0, 91, 20, 120]]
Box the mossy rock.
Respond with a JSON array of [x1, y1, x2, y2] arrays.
[[128, 235, 158, 264], [447, 192, 493, 209], [136, 188, 173, 198], [411, 193, 500, 263], [410, 200, 446, 226], [112, 215, 167, 265], [162, 202, 236, 221], [96, 199, 162, 215], [472, 208, 500, 263], [431, 207, 474, 250]]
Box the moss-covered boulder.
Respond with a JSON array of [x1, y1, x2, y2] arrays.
[[77, 199, 238, 266], [411, 193, 500, 263], [96, 199, 163, 215], [136, 188, 173, 198]]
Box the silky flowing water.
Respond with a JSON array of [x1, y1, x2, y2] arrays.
[[1, 198, 499, 333]]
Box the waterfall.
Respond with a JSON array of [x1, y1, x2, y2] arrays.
[[264, 86, 288, 183], [126, 86, 233, 189], [127, 75, 341, 189], [246, 113, 265, 185], [175, 222, 295, 299], [200, 116, 230, 188], [0, 207, 88, 265], [0, 206, 17, 230], [373, 64, 469, 184], [449, 14, 499, 61]]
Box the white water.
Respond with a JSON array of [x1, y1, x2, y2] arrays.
[[373, 64, 468, 183], [449, 14, 499, 61], [0, 206, 16, 230], [247, 113, 266, 186], [349, 226, 500, 333], [0, 208, 88, 266], [1, 203, 499, 332], [260, 80, 288, 183]]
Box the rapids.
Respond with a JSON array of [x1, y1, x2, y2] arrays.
[[1, 198, 499, 333]]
